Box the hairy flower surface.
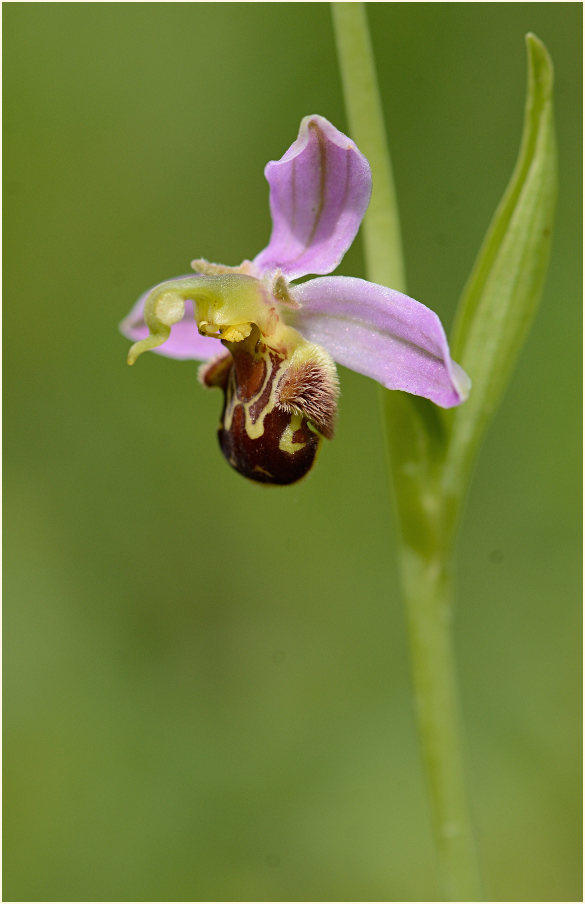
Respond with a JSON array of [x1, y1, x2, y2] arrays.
[[121, 115, 469, 485]]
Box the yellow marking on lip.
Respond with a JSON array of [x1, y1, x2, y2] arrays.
[[278, 413, 306, 454], [223, 345, 289, 442]]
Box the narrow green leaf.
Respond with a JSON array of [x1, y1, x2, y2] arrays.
[[444, 34, 557, 493]]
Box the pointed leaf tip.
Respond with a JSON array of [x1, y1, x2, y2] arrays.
[[525, 33, 554, 106], [445, 34, 557, 492]]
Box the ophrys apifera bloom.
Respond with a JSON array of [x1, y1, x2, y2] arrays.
[[121, 116, 469, 485]]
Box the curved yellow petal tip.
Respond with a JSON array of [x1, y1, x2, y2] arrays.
[[127, 329, 170, 365]]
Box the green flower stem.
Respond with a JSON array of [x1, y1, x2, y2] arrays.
[[401, 548, 482, 901], [332, 4, 483, 900], [332, 1, 405, 293]]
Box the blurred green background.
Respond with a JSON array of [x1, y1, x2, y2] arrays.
[[3, 3, 581, 901]]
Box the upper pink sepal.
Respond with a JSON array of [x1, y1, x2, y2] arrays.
[[289, 277, 470, 408], [253, 115, 372, 281]]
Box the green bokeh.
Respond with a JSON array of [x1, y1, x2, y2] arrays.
[[3, 3, 581, 901]]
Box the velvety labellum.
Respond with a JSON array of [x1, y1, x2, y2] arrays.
[[202, 333, 325, 485]]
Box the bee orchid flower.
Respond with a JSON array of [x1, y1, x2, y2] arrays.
[[121, 115, 469, 485]]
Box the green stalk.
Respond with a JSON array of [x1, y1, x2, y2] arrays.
[[332, 4, 483, 899], [332, 1, 405, 293]]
